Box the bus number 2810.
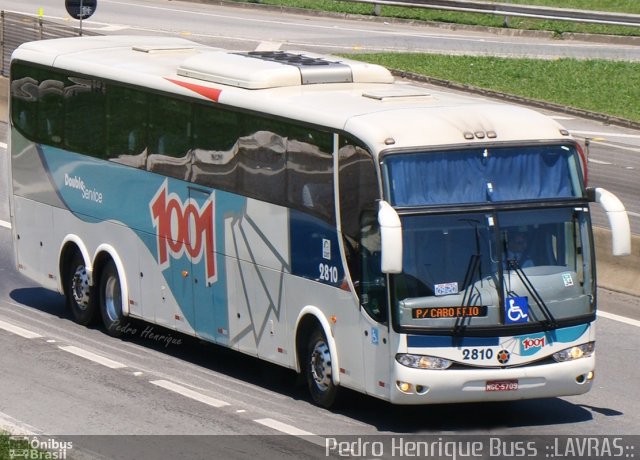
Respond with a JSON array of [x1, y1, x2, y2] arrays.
[[319, 263, 338, 283], [462, 348, 494, 360]]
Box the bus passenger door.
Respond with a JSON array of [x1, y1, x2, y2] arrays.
[[187, 187, 221, 342], [358, 214, 391, 400]]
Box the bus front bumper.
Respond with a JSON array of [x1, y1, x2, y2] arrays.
[[389, 356, 594, 405]]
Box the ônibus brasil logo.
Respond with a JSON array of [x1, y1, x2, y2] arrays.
[[150, 180, 217, 283]]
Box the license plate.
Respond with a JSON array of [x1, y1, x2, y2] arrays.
[[486, 380, 519, 391]]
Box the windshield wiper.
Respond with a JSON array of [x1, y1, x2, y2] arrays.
[[506, 259, 557, 329], [454, 221, 484, 335], [453, 254, 482, 335]]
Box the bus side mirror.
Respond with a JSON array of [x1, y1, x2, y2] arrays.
[[588, 187, 631, 256], [378, 200, 402, 273]]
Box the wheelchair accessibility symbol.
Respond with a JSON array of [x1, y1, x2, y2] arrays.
[[505, 296, 529, 324]]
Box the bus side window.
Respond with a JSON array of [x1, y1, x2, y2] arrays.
[[148, 96, 192, 157], [286, 137, 334, 224], [64, 76, 106, 157], [38, 74, 65, 146], [10, 63, 39, 140], [338, 139, 384, 321], [190, 104, 241, 191], [106, 85, 148, 165], [237, 129, 286, 205], [359, 211, 386, 322], [147, 96, 193, 180]]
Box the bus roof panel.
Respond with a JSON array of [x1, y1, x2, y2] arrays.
[[344, 103, 566, 150], [12, 36, 568, 152]]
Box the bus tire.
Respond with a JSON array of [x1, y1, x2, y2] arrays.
[[99, 260, 125, 338], [66, 253, 97, 326], [306, 328, 338, 408]]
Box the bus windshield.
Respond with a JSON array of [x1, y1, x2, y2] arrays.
[[392, 206, 594, 332], [382, 144, 594, 333]]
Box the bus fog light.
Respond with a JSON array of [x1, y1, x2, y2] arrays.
[[415, 385, 429, 395], [576, 371, 594, 384], [553, 342, 595, 363], [396, 381, 413, 393], [396, 353, 452, 369]]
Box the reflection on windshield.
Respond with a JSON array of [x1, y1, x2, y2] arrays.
[[394, 208, 594, 331]]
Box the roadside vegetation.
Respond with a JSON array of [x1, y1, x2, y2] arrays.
[[0, 432, 40, 459], [346, 53, 640, 122], [239, 0, 640, 36]]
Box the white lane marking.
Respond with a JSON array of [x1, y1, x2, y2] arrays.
[[150, 379, 230, 408], [571, 130, 640, 140], [587, 140, 640, 153], [0, 220, 12, 229], [0, 319, 42, 339], [59, 345, 127, 369], [627, 211, 640, 218], [0, 142, 7, 149], [254, 41, 282, 52], [598, 311, 640, 328], [254, 417, 314, 436], [588, 159, 612, 165], [550, 116, 575, 121], [254, 418, 326, 447]]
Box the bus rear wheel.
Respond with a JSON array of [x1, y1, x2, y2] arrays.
[[66, 253, 97, 326], [306, 328, 338, 408], [99, 260, 125, 338]]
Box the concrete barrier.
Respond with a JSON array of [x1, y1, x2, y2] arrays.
[[0, 77, 637, 295], [595, 227, 640, 296], [1, 77, 7, 123]]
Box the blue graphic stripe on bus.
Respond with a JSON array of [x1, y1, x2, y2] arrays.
[[545, 324, 589, 344], [408, 324, 590, 350], [289, 209, 344, 287], [407, 335, 500, 348], [39, 145, 247, 341]]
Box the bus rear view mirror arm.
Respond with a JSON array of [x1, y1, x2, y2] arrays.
[[379, 200, 403, 273], [588, 187, 631, 256]]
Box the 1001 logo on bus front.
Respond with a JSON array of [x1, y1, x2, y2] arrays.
[[150, 181, 217, 283]]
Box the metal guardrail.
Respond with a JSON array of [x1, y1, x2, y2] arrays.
[[351, 0, 640, 27], [0, 11, 96, 77]]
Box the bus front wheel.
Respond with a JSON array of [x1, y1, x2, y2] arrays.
[[99, 260, 125, 338], [306, 328, 338, 408], [66, 253, 97, 326]]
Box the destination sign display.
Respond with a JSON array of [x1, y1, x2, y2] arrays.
[[412, 306, 488, 319]]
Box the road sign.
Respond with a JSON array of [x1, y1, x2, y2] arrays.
[[65, 0, 97, 20]]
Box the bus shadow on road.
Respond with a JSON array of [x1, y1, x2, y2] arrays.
[[10, 286, 69, 318], [8, 286, 624, 434]]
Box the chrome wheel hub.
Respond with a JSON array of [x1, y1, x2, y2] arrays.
[[310, 340, 332, 391], [71, 265, 90, 310], [104, 275, 121, 322]]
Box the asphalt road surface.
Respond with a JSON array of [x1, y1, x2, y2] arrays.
[[3, 0, 640, 60]]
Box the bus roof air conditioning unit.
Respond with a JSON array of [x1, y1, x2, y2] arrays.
[[176, 50, 393, 89]]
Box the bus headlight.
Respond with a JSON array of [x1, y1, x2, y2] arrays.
[[552, 342, 595, 362], [396, 353, 452, 370]]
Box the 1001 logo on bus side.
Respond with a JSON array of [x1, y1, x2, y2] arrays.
[[150, 181, 217, 284]]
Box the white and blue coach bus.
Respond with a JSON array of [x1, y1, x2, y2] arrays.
[[9, 36, 630, 407]]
